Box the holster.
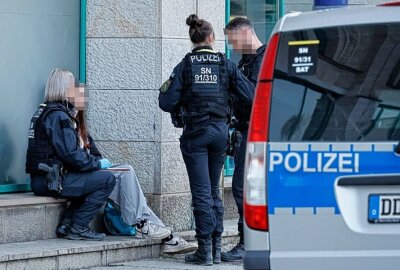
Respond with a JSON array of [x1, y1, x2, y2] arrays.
[[38, 163, 63, 194], [227, 130, 242, 158]]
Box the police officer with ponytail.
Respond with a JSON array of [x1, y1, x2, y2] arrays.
[[159, 14, 254, 266]]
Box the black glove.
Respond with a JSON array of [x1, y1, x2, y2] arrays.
[[170, 106, 184, 128]]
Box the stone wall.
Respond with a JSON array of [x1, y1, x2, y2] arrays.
[[86, 0, 226, 231]]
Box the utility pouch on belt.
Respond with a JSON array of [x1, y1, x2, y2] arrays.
[[227, 130, 242, 158], [38, 163, 63, 194]]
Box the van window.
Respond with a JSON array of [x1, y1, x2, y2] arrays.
[[269, 23, 400, 142]]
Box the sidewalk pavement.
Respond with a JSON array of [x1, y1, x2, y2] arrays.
[[86, 258, 243, 270], [87, 256, 242, 270], [87, 242, 243, 270]]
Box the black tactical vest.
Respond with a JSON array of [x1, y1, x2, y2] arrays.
[[25, 103, 74, 174], [182, 50, 230, 121]]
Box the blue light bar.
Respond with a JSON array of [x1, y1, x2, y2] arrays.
[[314, 0, 348, 9]]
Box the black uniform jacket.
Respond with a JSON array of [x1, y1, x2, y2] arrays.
[[43, 109, 101, 172], [158, 46, 254, 114], [238, 44, 267, 87], [233, 44, 267, 130]]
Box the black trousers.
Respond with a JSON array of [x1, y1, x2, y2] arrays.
[[231, 130, 248, 235], [180, 121, 228, 240], [31, 170, 116, 228]]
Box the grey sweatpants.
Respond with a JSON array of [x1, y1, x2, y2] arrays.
[[108, 165, 164, 227]]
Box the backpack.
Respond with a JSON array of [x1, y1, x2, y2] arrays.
[[103, 199, 136, 236]]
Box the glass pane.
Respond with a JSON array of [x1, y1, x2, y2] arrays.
[[0, 184, 31, 194], [228, 0, 279, 64], [270, 23, 400, 142], [231, 0, 247, 16], [225, 0, 280, 175], [0, 1, 80, 189]]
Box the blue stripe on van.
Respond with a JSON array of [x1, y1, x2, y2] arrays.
[[268, 143, 400, 215]]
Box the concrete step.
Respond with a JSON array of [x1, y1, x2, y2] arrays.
[[0, 192, 239, 245], [0, 193, 122, 244], [0, 220, 239, 270], [0, 193, 68, 244]]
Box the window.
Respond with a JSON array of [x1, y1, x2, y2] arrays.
[[228, 0, 282, 63], [270, 23, 400, 142], [0, 1, 82, 193], [225, 0, 282, 176]]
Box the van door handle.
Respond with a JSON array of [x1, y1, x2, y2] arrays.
[[337, 175, 400, 186]]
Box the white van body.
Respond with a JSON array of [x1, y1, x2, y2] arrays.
[[244, 4, 400, 270]]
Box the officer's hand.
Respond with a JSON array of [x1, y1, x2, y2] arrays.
[[99, 159, 112, 169]]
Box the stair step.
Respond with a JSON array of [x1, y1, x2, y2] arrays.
[[0, 220, 239, 270], [0, 193, 67, 244], [0, 193, 67, 208], [0, 193, 239, 245]]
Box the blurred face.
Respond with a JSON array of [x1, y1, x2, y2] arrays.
[[225, 28, 254, 53], [65, 81, 88, 110]]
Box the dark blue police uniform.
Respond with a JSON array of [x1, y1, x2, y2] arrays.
[[26, 102, 116, 229], [232, 44, 266, 238], [159, 46, 254, 241]]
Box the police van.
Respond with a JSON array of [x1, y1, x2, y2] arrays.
[[243, 3, 400, 269]]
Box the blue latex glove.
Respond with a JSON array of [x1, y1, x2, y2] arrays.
[[99, 159, 112, 169]]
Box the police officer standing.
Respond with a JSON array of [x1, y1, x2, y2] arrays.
[[159, 15, 254, 266], [26, 69, 116, 241], [222, 17, 266, 261]]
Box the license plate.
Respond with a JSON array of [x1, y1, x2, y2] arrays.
[[368, 194, 400, 223]]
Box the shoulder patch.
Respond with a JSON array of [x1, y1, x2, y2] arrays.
[[160, 79, 171, 93]]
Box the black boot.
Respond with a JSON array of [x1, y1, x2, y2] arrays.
[[212, 236, 222, 264], [55, 218, 72, 238], [221, 233, 245, 262], [185, 237, 213, 266]]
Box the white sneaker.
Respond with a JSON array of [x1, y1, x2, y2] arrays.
[[136, 221, 172, 240], [163, 236, 198, 254]]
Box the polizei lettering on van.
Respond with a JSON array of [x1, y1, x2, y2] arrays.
[[269, 152, 360, 173]]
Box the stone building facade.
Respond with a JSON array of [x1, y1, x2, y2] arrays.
[[85, 0, 388, 232], [86, 0, 226, 231]]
